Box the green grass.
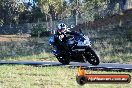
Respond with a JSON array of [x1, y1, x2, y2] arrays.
[[0, 36, 55, 61], [0, 65, 131, 88], [86, 26, 132, 64], [1, 52, 56, 61]]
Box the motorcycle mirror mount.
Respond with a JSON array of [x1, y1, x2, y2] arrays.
[[79, 29, 84, 35], [70, 25, 75, 29], [79, 29, 82, 33]]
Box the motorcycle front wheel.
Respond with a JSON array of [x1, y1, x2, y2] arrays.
[[84, 48, 100, 65]]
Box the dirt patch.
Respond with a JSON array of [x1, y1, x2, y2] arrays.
[[0, 35, 29, 42]]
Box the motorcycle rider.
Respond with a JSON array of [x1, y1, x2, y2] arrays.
[[53, 23, 81, 51], [53, 23, 69, 51]]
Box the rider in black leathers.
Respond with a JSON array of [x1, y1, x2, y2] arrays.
[[53, 23, 80, 51]]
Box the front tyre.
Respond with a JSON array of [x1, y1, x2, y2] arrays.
[[84, 49, 100, 65]]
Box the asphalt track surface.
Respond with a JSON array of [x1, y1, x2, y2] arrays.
[[0, 61, 132, 71]]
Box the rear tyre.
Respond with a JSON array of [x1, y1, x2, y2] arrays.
[[84, 48, 100, 65], [56, 54, 70, 65]]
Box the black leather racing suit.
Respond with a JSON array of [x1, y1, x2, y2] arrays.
[[53, 31, 80, 51]]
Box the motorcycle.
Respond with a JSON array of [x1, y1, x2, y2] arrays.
[[49, 29, 100, 65]]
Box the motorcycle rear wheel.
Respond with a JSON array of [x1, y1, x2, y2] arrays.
[[84, 49, 100, 65], [56, 54, 70, 65]]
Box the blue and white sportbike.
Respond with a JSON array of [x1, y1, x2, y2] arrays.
[[49, 29, 100, 65]]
